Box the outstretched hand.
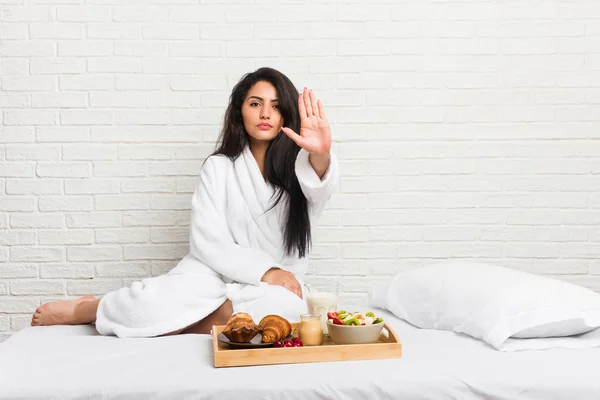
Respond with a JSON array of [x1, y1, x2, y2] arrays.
[[282, 87, 332, 156]]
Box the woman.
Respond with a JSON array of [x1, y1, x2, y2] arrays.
[[30, 67, 339, 337]]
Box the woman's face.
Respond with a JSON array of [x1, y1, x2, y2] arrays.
[[241, 80, 283, 145]]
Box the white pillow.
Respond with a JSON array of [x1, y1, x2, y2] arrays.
[[369, 262, 600, 351]]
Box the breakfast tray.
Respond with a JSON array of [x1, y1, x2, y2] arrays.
[[212, 322, 402, 368]]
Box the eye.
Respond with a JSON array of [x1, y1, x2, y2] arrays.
[[250, 102, 260, 107], [272, 104, 280, 110]]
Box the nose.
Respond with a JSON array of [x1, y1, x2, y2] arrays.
[[260, 105, 270, 120]]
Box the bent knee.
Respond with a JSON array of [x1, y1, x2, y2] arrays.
[[217, 299, 233, 321]]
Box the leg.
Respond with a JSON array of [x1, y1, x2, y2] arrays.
[[161, 299, 233, 336], [31, 296, 100, 326]]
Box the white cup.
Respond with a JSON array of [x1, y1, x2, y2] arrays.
[[305, 282, 340, 335]]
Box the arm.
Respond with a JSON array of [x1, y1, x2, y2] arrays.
[[282, 87, 340, 210], [295, 148, 339, 206], [309, 151, 331, 179], [187, 156, 275, 286]]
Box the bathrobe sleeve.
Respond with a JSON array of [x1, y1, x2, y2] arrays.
[[187, 156, 275, 286], [294, 148, 340, 215]]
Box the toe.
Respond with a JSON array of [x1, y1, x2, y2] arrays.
[[31, 312, 41, 326], [36, 304, 49, 313]]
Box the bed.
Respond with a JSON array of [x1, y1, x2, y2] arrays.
[[0, 308, 598, 400]]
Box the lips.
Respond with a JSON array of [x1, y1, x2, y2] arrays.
[[257, 123, 272, 129]]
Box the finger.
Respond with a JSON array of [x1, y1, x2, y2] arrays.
[[287, 280, 299, 297], [281, 281, 296, 296], [303, 87, 313, 116], [286, 281, 301, 299], [295, 284, 303, 299], [309, 90, 319, 118], [282, 127, 306, 148], [297, 93, 307, 119], [317, 99, 327, 121], [288, 275, 303, 299]]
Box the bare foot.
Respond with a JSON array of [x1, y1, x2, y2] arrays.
[[31, 296, 97, 326]]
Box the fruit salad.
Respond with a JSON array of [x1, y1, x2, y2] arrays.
[[326, 310, 384, 326]]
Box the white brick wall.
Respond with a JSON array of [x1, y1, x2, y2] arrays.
[[1, 1, 600, 342]]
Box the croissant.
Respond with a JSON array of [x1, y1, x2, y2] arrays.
[[259, 315, 292, 343], [221, 312, 260, 343]]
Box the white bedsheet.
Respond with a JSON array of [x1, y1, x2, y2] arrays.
[[0, 308, 598, 400]]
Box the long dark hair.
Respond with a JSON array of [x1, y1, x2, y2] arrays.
[[211, 67, 311, 258]]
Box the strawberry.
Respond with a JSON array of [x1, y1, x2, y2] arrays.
[[327, 312, 338, 319], [332, 318, 344, 325]]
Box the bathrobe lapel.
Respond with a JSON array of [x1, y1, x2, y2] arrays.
[[233, 145, 284, 260]]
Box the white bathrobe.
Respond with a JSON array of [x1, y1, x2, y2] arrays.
[[95, 146, 339, 337]]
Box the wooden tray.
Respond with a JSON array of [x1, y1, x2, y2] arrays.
[[212, 322, 402, 368]]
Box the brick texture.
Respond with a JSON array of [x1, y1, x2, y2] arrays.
[[1, 1, 600, 341]]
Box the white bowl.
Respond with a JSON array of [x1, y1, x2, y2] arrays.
[[326, 321, 384, 345]]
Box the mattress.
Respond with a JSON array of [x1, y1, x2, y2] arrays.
[[0, 308, 598, 400]]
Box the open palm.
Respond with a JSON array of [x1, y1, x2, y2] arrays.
[[282, 88, 332, 155]]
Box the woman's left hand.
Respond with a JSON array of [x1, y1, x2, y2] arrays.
[[282, 87, 331, 155]]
